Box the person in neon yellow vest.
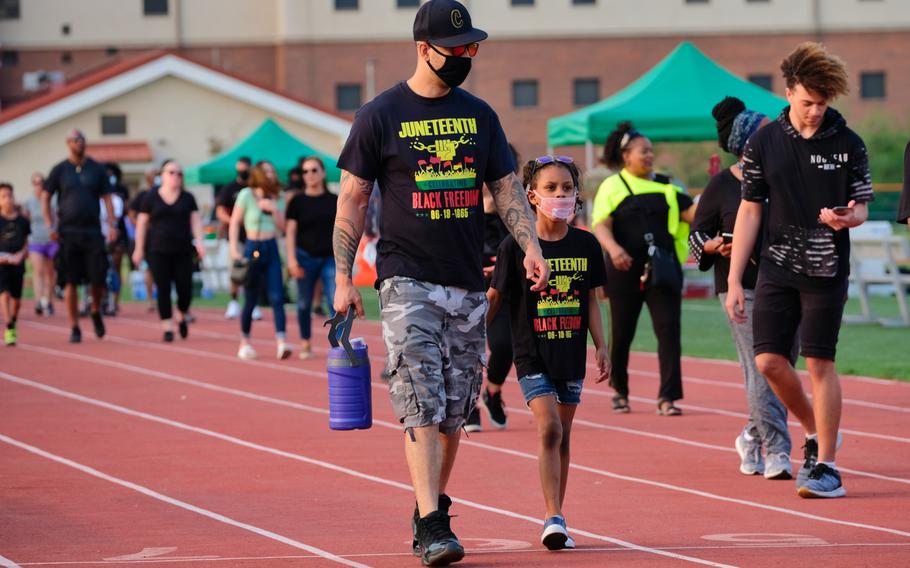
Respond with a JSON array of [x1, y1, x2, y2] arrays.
[[591, 122, 696, 416]]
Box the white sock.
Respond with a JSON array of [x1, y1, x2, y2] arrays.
[[806, 433, 818, 441], [743, 431, 756, 442], [818, 460, 836, 469]]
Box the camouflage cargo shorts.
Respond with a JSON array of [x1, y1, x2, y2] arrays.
[[379, 277, 488, 434]]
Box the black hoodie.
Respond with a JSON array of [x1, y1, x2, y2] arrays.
[[741, 107, 873, 289]]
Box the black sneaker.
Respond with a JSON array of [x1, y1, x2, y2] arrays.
[[481, 388, 507, 429], [178, 320, 188, 339], [69, 326, 82, 344], [412, 494, 452, 556], [35, 304, 43, 316], [463, 406, 481, 433], [415, 509, 464, 567], [91, 311, 105, 339], [795, 438, 818, 489], [163, 330, 175, 342]]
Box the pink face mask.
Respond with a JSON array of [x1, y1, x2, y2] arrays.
[[534, 191, 576, 220]]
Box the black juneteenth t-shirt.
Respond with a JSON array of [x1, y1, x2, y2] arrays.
[[0, 214, 30, 253], [286, 191, 338, 257], [742, 107, 873, 288], [45, 158, 111, 235], [139, 188, 198, 254], [689, 169, 762, 294], [491, 227, 607, 382], [337, 81, 515, 292]]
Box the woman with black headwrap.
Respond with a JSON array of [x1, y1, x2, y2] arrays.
[[591, 122, 696, 416], [689, 96, 794, 481]]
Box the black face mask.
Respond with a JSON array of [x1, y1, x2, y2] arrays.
[[426, 45, 471, 89], [237, 170, 250, 182]]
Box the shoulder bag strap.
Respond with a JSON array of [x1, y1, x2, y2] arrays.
[[617, 173, 656, 248]]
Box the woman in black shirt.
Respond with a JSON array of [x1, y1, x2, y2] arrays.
[[690, 97, 792, 480], [133, 160, 205, 341], [591, 122, 696, 416], [285, 156, 338, 359]]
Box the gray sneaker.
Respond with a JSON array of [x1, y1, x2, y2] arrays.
[[795, 432, 842, 489], [734, 432, 764, 475], [763, 452, 793, 480], [798, 463, 846, 498]]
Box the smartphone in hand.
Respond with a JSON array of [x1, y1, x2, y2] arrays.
[[831, 206, 851, 216], [722, 232, 734, 245]]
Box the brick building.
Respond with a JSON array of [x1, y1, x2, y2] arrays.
[[1, 0, 908, 160]]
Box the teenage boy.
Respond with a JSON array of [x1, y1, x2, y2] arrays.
[[333, 1, 548, 564], [726, 43, 873, 499]]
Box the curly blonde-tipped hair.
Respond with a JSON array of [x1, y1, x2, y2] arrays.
[[781, 42, 849, 100]]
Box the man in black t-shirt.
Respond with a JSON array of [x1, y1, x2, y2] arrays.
[[43, 129, 117, 343], [333, 1, 548, 564], [726, 44, 873, 500], [215, 156, 251, 319]]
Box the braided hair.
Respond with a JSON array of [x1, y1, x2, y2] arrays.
[[602, 121, 643, 170]]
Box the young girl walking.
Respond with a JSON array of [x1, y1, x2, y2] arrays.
[[487, 156, 610, 550]]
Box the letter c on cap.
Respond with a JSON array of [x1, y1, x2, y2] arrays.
[[451, 9, 464, 28]]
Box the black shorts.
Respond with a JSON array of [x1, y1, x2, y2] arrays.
[[56, 233, 109, 287], [752, 267, 848, 361], [0, 265, 25, 298]]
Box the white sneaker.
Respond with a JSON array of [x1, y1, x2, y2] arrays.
[[252, 306, 263, 321], [735, 432, 764, 476], [237, 343, 257, 360], [764, 452, 793, 480], [277, 341, 292, 360], [224, 300, 241, 319]]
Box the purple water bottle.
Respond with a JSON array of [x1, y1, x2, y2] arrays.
[[324, 307, 372, 430]]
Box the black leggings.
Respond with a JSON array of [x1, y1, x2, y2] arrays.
[[486, 305, 512, 386], [147, 250, 193, 320], [608, 286, 683, 402]]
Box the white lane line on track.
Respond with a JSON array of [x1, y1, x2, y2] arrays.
[[17, 338, 910, 486], [6, 362, 910, 542], [0, 371, 733, 568], [13, 542, 910, 566], [0, 555, 22, 568], [0, 434, 370, 568], [106, 316, 910, 416]]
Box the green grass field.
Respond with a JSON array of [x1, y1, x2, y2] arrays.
[[21, 274, 910, 381]]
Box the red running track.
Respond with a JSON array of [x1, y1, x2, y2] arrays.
[[1, 302, 909, 567]]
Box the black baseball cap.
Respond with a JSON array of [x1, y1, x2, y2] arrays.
[[413, 0, 488, 48]]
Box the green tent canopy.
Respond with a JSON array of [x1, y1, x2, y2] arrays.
[[547, 41, 788, 147], [184, 117, 341, 185]]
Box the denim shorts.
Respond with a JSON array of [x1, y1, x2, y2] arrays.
[[518, 373, 583, 406]]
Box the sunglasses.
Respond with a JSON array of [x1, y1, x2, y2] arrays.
[[534, 155, 574, 167], [302, 168, 321, 174], [429, 42, 479, 58]]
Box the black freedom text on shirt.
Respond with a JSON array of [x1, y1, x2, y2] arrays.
[[138, 189, 198, 254], [337, 82, 515, 292], [491, 227, 607, 382], [45, 158, 111, 235], [286, 192, 338, 257], [742, 107, 873, 288]]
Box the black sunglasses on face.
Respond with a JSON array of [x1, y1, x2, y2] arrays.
[[302, 168, 321, 174]]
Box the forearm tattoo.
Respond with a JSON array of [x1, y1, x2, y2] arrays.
[[489, 173, 539, 253], [333, 171, 373, 276]]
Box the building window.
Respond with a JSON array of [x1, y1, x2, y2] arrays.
[[573, 78, 600, 106], [860, 72, 885, 99], [101, 114, 127, 135], [336, 84, 363, 111], [397, 0, 420, 7], [573, 0, 596, 4], [511, 0, 534, 5], [335, 0, 358, 10], [0, 0, 20, 20], [748, 73, 773, 91], [1, 50, 18, 67], [513, 80, 539, 108], [61, 24, 71, 35], [61, 52, 73, 65], [143, 0, 168, 16], [106, 46, 119, 57]]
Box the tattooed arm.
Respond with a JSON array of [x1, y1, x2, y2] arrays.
[[487, 172, 549, 291], [333, 170, 374, 317]]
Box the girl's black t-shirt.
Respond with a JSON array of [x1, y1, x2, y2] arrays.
[[742, 107, 873, 288], [0, 214, 30, 253], [337, 82, 516, 292], [286, 192, 338, 257], [491, 227, 607, 382], [689, 169, 761, 294], [139, 189, 198, 254]]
